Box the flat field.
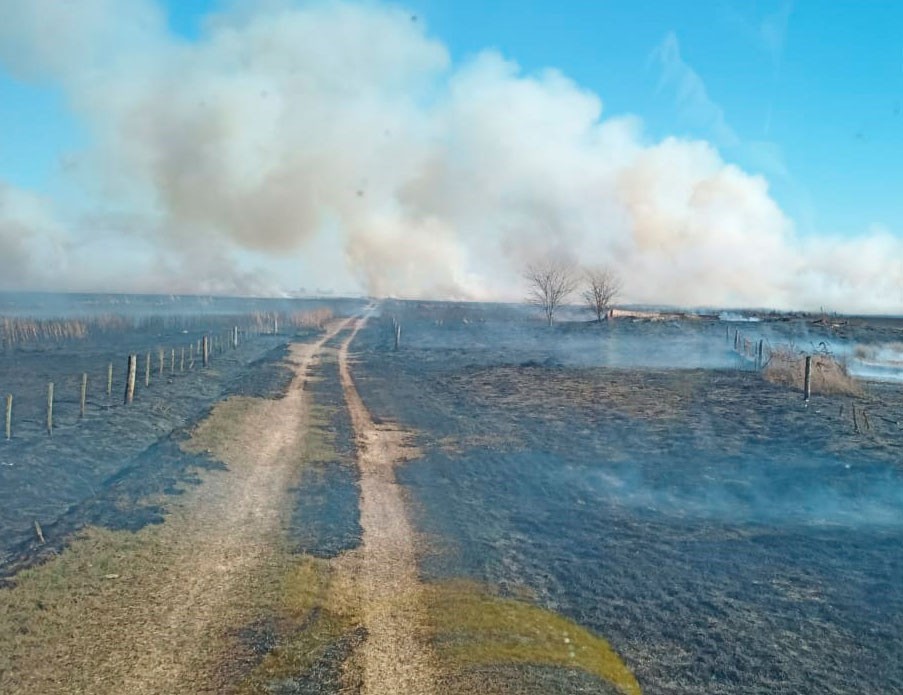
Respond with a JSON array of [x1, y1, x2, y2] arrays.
[[1, 296, 901, 694], [351, 302, 903, 694]]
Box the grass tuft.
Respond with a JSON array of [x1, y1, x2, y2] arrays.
[[763, 349, 862, 397], [424, 580, 642, 695]]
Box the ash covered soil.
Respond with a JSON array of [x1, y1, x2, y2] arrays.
[[351, 301, 903, 695]]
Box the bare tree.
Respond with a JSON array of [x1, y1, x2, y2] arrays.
[[583, 267, 621, 322], [524, 261, 577, 326]]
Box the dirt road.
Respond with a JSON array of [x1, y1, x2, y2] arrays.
[[338, 316, 439, 695], [1, 318, 352, 695]]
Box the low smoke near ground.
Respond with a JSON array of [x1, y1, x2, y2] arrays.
[[1, 0, 901, 311]]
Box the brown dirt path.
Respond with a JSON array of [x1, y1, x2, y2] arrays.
[[0, 317, 352, 695], [338, 315, 440, 695]]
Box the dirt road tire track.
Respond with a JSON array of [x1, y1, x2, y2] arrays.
[[338, 315, 440, 695], [104, 317, 356, 694]]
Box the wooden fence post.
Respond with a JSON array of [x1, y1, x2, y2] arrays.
[[5, 394, 11, 440], [80, 373, 87, 418], [232, 326, 239, 349], [47, 382, 54, 436], [107, 362, 113, 397], [180, 347, 185, 372], [125, 354, 137, 404], [202, 336, 209, 367], [145, 352, 151, 387], [158, 349, 164, 377], [394, 323, 401, 351], [171, 348, 175, 374], [804, 355, 812, 401], [756, 340, 764, 370]]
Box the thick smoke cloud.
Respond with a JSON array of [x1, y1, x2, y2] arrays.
[[0, 0, 900, 310]]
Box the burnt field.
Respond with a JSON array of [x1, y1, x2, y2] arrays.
[[0, 293, 364, 576], [2, 294, 902, 693], [351, 301, 903, 694]]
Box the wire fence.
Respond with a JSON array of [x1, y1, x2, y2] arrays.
[[1, 308, 334, 440]]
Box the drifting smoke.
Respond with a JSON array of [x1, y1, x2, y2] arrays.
[[0, 183, 71, 287], [0, 0, 901, 310]]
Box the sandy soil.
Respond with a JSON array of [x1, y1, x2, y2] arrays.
[[337, 315, 439, 695], [0, 318, 352, 695]]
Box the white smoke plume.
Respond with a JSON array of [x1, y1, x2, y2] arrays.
[[0, 0, 900, 311]]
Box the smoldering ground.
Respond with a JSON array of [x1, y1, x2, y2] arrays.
[[348, 302, 903, 694]]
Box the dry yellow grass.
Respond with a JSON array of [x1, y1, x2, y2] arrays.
[[0, 316, 90, 346], [234, 556, 364, 694], [763, 349, 862, 397], [289, 308, 334, 329]]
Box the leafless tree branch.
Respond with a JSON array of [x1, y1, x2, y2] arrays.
[[524, 261, 576, 326], [583, 266, 621, 322]]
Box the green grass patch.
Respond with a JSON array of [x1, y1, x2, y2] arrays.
[[424, 580, 641, 695]]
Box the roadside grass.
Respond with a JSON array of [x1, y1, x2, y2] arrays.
[[0, 524, 180, 692], [0, 389, 296, 693], [181, 396, 260, 457], [423, 579, 642, 695]]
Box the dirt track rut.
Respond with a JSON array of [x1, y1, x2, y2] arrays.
[[0, 319, 350, 695], [338, 315, 439, 695], [103, 318, 353, 694]]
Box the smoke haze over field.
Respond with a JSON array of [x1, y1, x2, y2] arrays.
[[0, 0, 901, 311]]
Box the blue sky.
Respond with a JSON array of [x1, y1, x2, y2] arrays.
[[412, 0, 903, 238], [3, 0, 900, 241]]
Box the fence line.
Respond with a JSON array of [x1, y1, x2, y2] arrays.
[[0, 325, 250, 440], [727, 326, 822, 403], [0, 308, 335, 440], [727, 325, 770, 370]]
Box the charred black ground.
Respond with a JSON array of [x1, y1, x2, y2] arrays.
[[351, 301, 903, 695], [2, 296, 902, 694]]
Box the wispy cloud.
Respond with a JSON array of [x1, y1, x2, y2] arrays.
[[649, 30, 812, 228], [650, 32, 739, 149], [759, 1, 794, 70]]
